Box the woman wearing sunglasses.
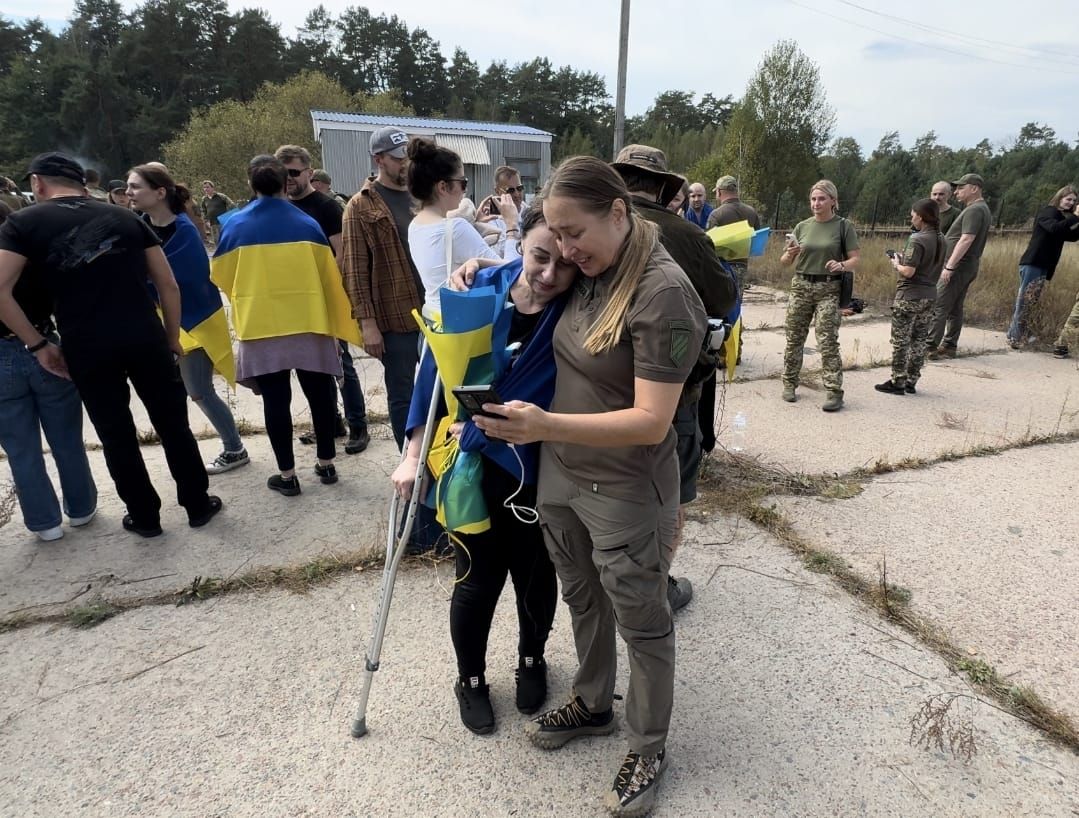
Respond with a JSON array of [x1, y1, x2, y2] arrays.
[[407, 138, 520, 317]]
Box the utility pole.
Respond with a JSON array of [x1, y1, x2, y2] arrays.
[[613, 0, 630, 156]]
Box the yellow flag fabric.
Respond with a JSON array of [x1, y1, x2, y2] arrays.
[[183, 308, 236, 384], [707, 220, 755, 260], [723, 317, 741, 382]]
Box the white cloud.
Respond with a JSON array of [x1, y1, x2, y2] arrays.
[[5, 0, 1077, 153]]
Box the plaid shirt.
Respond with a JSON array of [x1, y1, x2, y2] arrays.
[[340, 178, 422, 334]]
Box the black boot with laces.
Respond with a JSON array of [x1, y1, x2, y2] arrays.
[[515, 656, 548, 714]]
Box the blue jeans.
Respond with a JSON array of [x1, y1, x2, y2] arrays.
[[381, 331, 420, 451], [178, 347, 243, 452], [338, 340, 367, 428], [0, 337, 97, 532], [1007, 265, 1048, 343]]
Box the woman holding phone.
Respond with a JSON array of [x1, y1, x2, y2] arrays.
[[391, 207, 575, 735], [472, 156, 705, 818], [779, 179, 859, 411]]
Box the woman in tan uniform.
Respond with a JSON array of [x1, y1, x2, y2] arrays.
[[473, 156, 705, 818]]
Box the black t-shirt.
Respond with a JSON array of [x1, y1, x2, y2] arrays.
[[143, 214, 178, 245], [509, 306, 543, 348], [0, 260, 53, 337], [290, 190, 343, 244], [0, 196, 163, 348], [375, 181, 423, 296]]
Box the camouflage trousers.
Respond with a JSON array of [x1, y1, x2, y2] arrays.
[[729, 261, 749, 293], [783, 275, 843, 394], [889, 297, 935, 385], [1056, 289, 1079, 349]]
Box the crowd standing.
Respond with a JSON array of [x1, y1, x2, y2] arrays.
[[1, 135, 1077, 817]]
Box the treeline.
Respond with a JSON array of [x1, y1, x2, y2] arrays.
[[2, 4, 1076, 228]]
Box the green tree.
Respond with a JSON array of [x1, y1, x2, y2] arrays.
[[222, 9, 287, 102], [446, 48, 480, 118], [818, 136, 864, 207], [720, 40, 835, 219]]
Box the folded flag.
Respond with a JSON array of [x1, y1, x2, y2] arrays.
[[707, 220, 755, 260], [210, 197, 360, 345]]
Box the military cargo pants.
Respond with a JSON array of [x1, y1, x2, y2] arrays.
[[537, 457, 676, 757], [889, 297, 934, 385], [927, 266, 978, 350], [1055, 290, 1079, 350], [782, 275, 843, 395]]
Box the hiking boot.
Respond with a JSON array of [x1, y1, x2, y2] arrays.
[[188, 495, 223, 528], [928, 346, 956, 360], [344, 424, 370, 455], [299, 416, 347, 444], [781, 385, 797, 403], [525, 695, 615, 749], [603, 749, 669, 817], [455, 676, 495, 735], [122, 515, 163, 538], [515, 657, 548, 715], [821, 392, 844, 412], [667, 576, 693, 612], [206, 448, 250, 475], [874, 379, 906, 396], [267, 474, 301, 496], [905, 382, 917, 394], [314, 462, 338, 485], [1053, 345, 1069, 359]]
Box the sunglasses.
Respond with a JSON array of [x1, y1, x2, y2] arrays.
[[447, 177, 468, 190], [501, 185, 525, 194], [286, 168, 309, 178]]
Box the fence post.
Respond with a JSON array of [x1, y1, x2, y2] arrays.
[[996, 194, 1006, 230], [773, 191, 782, 230], [869, 192, 879, 232]]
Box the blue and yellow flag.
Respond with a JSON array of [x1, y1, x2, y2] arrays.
[[160, 213, 235, 384], [210, 197, 360, 345]]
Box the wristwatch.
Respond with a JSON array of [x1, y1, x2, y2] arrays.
[[25, 338, 49, 353]]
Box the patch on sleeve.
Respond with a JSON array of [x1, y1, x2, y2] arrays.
[[668, 318, 692, 367]]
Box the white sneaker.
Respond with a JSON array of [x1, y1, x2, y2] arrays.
[[69, 508, 97, 527], [37, 525, 64, 542], [206, 449, 250, 475]]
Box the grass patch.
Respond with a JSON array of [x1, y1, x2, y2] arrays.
[[66, 599, 121, 629]]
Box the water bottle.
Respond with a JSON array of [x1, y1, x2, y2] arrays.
[[730, 411, 747, 452]]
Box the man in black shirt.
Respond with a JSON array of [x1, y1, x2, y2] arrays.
[[0, 152, 221, 538], [275, 144, 369, 455]]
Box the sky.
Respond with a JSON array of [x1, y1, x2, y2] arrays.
[[5, 0, 1079, 154]]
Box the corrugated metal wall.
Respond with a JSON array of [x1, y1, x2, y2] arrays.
[[318, 128, 553, 201]]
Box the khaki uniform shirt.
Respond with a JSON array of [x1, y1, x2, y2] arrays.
[[545, 244, 706, 502]]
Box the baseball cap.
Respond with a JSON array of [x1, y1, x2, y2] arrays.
[[715, 175, 739, 191], [610, 144, 686, 207], [107, 179, 126, 192], [951, 173, 984, 188], [369, 127, 409, 158], [24, 152, 86, 185], [311, 169, 332, 184]]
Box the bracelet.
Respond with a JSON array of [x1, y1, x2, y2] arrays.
[[26, 338, 49, 353]]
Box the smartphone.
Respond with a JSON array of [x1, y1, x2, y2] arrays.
[[885, 249, 898, 259], [486, 196, 501, 216], [452, 384, 504, 419], [785, 232, 797, 246]]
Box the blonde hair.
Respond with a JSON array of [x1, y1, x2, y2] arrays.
[[542, 156, 658, 355], [810, 179, 840, 213]]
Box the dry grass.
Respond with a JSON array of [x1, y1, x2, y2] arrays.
[[753, 235, 1079, 344]]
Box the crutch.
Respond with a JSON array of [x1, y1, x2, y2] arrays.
[[350, 339, 440, 738]]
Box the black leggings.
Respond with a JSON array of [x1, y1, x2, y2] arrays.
[[450, 463, 558, 680], [253, 369, 337, 470]]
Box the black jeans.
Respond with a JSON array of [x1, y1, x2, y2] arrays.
[[254, 369, 337, 470], [66, 339, 210, 527], [697, 370, 718, 453], [450, 463, 558, 680]]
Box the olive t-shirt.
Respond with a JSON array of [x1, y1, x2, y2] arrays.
[[792, 216, 860, 276], [545, 244, 706, 502], [945, 199, 992, 274], [939, 205, 960, 236], [897, 230, 945, 300]]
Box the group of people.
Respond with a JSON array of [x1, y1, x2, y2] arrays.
[[3, 128, 1077, 817]]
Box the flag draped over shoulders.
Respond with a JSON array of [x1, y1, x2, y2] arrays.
[[162, 212, 235, 383], [210, 197, 360, 345]]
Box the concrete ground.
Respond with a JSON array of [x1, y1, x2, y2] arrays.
[[2, 287, 1078, 816]]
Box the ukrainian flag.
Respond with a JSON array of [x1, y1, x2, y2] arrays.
[[160, 213, 236, 384], [210, 197, 360, 346]]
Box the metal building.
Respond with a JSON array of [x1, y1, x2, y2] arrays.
[[310, 110, 554, 199]]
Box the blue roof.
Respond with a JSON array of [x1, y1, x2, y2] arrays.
[[311, 110, 552, 138]]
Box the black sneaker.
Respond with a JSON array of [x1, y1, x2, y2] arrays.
[[188, 495, 223, 528], [524, 695, 615, 749], [314, 462, 338, 485], [455, 676, 495, 735], [874, 379, 906, 395], [905, 382, 917, 394], [122, 514, 163, 538], [1053, 345, 1069, 359], [267, 474, 301, 496], [603, 749, 669, 817], [345, 424, 370, 454], [515, 657, 548, 715], [667, 576, 693, 612]]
